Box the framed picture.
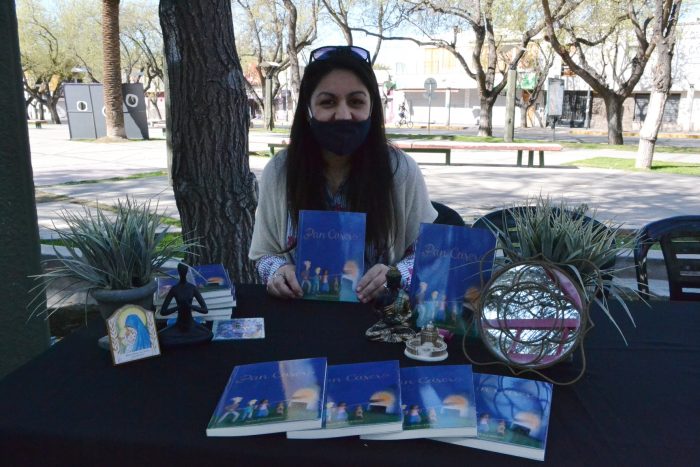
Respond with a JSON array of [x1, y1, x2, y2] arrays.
[[106, 305, 161, 365]]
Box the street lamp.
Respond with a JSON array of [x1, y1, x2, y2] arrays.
[[260, 61, 280, 131]]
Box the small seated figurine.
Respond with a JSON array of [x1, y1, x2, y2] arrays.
[[158, 263, 213, 347], [365, 266, 415, 343], [404, 321, 448, 362]]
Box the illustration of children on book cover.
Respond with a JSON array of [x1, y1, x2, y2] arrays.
[[208, 358, 326, 430], [474, 373, 553, 450], [409, 224, 496, 334], [323, 361, 402, 429], [400, 365, 477, 431], [295, 211, 366, 303]]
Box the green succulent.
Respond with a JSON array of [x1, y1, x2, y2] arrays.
[[484, 196, 638, 342], [30, 197, 198, 319]]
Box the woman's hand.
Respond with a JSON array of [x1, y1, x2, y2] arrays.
[[266, 264, 303, 299], [356, 263, 390, 304]]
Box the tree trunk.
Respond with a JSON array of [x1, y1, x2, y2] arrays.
[[102, 0, 126, 139], [636, 0, 680, 169], [283, 0, 301, 111], [478, 94, 495, 137], [603, 94, 625, 145], [636, 91, 667, 169], [160, 0, 259, 284], [0, 1, 50, 378], [47, 101, 61, 124], [520, 103, 529, 128]]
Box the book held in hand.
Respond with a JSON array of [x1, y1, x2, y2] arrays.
[[206, 357, 327, 437], [295, 210, 366, 303], [434, 373, 553, 461], [287, 360, 402, 439], [409, 224, 496, 334], [362, 364, 477, 440]]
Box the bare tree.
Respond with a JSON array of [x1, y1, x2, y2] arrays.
[[102, 0, 126, 139], [234, 0, 318, 129], [636, 0, 683, 168], [352, 0, 578, 136], [517, 43, 555, 128], [159, 0, 258, 283], [542, 0, 656, 145]]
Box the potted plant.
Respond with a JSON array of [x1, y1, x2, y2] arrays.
[[30, 197, 197, 322], [499, 197, 634, 326]]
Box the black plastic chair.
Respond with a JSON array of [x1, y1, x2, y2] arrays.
[[634, 215, 700, 301], [431, 201, 465, 227]]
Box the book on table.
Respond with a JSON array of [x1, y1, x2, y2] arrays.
[[154, 263, 235, 319], [211, 318, 265, 341], [206, 357, 327, 437], [433, 373, 554, 461], [409, 223, 496, 335], [361, 364, 477, 440], [294, 210, 366, 303], [287, 360, 403, 439]]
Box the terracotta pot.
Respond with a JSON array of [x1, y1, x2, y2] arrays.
[[91, 279, 157, 321]]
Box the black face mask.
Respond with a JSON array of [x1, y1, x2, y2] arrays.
[[308, 117, 371, 156]]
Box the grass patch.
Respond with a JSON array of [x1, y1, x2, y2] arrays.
[[563, 157, 700, 176], [59, 170, 168, 186], [558, 142, 700, 154]]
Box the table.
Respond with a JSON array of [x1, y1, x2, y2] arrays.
[[1, 285, 698, 466]]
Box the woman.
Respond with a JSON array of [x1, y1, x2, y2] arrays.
[[249, 45, 436, 302]]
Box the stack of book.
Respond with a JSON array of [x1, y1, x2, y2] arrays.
[[154, 263, 236, 320], [206, 358, 554, 461]]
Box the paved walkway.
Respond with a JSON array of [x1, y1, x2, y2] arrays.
[[30, 124, 700, 296]]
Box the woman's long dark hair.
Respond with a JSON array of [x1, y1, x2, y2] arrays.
[[285, 51, 396, 258]]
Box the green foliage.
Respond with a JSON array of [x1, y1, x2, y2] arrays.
[[564, 157, 700, 175], [483, 196, 638, 342], [30, 197, 197, 318]]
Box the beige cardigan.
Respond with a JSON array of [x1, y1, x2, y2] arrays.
[[248, 148, 437, 266]]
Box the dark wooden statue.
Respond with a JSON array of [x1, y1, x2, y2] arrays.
[[158, 263, 213, 347]]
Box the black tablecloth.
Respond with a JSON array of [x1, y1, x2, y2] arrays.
[[1, 285, 698, 467]]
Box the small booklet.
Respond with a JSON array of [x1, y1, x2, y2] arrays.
[[212, 318, 265, 341], [362, 364, 477, 440], [295, 210, 366, 303], [206, 357, 327, 437], [434, 373, 554, 461], [287, 360, 402, 439], [409, 224, 496, 334]]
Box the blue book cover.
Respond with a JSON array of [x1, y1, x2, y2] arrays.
[[363, 365, 477, 440], [287, 360, 402, 439], [206, 357, 327, 437], [435, 373, 554, 461], [155, 263, 234, 304], [409, 224, 496, 334], [295, 210, 366, 302]]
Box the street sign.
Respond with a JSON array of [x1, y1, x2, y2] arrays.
[[424, 77, 437, 95], [547, 78, 565, 117]]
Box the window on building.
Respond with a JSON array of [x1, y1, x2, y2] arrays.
[[634, 93, 680, 123]]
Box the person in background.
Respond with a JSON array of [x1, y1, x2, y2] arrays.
[[249, 45, 436, 303]]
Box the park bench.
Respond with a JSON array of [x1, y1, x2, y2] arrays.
[[266, 141, 453, 163], [149, 119, 167, 135], [28, 119, 47, 129], [394, 141, 563, 167], [265, 140, 562, 167]]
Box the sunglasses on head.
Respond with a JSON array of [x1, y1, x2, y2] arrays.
[[309, 46, 372, 65]]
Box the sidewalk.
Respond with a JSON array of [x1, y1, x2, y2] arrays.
[[30, 124, 700, 297]]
